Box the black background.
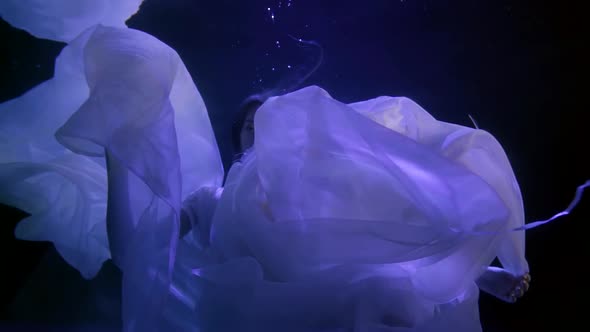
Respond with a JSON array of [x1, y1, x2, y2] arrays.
[[1, 0, 588, 331]]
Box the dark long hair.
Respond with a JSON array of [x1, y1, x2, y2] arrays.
[[231, 96, 264, 159], [231, 36, 324, 160]]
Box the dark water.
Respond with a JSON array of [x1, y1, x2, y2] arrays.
[[0, 1, 587, 331]]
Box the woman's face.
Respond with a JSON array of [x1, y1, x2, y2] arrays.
[[239, 107, 256, 152]]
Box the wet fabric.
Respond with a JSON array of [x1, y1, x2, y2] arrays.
[[0, 2, 532, 331]]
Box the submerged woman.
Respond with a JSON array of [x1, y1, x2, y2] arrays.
[[0, 2, 583, 332], [143, 87, 531, 332]]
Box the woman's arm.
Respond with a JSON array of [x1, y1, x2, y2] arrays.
[[104, 150, 135, 269]]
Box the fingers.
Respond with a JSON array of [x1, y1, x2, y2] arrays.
[[508, 273, 531, 303]]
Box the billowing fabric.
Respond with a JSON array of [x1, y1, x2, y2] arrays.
[[0, 23, 223, 278], [54, 25, 223, 332], [350, 96, 527, 275], [0, 2, 530, 331], [0, 27, 107, 279], [0, 24, 223, 331]]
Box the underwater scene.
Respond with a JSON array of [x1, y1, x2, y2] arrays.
[[0, 1, 587, 331]]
